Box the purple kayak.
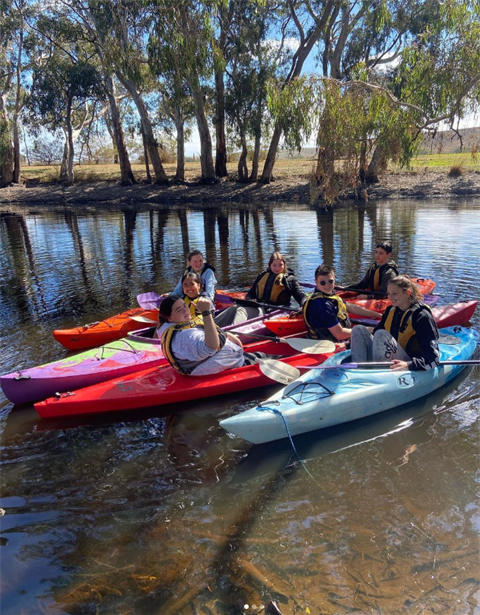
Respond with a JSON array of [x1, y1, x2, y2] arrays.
[[1, 309, 287, 406]]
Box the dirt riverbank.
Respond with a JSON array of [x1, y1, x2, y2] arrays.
[[1, 169, 480, 208]]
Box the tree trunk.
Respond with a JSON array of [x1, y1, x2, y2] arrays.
[[190, 77, 216, 184], [141, 128, 152, 183], [259, 124, 282, 183], [214, 68, 228, 177], [12, 24, 23, 184], [105, 75, 135, 185], [117, 73, 169, 185], [365, 145, 386, 183], [249, 131, 261, 183], [0, 98, 14, 187], [59, 98, 75, 185], [174, 107, 185, 182], [238, 130, 248, 182]]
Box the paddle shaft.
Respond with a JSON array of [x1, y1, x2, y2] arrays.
[[298, 360, 480, 370], [233, 297, 299, 312]]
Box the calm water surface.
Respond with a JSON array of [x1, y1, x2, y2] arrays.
[[0, 198, 479, 614]]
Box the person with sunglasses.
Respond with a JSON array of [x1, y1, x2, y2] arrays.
[[303, 265, 379, 342]]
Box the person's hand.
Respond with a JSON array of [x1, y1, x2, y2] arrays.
[[196, 297, 212, 313], [390, 359, 409, 371], [227, 332, 243, 348]]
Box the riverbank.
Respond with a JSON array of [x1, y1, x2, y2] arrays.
[[1, 168, 480, 207]]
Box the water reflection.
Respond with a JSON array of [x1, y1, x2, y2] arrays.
[[0, 199, 479, 614]]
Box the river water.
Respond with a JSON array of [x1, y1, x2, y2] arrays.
[[0, 198, 479, 615]]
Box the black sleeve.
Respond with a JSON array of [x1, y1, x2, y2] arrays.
[[286, 275, 308, 306], [408, 311, 440, 371], [354, 270, 370, 290], [245, 273, 263, 301]]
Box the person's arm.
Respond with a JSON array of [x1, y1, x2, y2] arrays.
[[328, 323, 352, 341], [354, 270, 370, 290], [346, 302, 382, 319], [202, 269, 217, 301], [308, 299, 351, 341], [196, 297, 219, 350], [226, 332, 243, 348], [245, 273, 263, 301], [172, 276, 183, 297], [405, 311, 440, 371], [288, 276, 308, 306]]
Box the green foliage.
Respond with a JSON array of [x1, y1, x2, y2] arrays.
[[267, 76, 318, 152]]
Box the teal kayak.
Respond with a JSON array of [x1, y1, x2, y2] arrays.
[[220, 327, 479, 444]]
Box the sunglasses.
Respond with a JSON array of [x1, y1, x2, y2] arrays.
[[319, 279, 335, 286]]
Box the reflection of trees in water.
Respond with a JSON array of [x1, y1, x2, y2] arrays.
[[63, 210, 100, 312], [119, 208, 138, 307], [217, 211, 230, 284], [261, 205, 280, 252], [1, 213, 48, 320], [148, 210, 170, 291], [316, 207, 334, 266], [177, 210, 190, 256]]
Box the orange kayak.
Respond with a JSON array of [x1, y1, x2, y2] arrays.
[[264, 300, 477, 336], [53, 308, 159, 350]]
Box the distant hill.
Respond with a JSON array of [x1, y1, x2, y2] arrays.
[[420, 127, 480, 154], [276, 127, 480, 159]]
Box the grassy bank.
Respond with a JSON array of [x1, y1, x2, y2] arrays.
[[19, 151, 478, 185]]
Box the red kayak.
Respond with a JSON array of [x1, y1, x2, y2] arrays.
[[215, 277, 436, 311], [264, 300, 477, 336], [34, 339, 340, 419]]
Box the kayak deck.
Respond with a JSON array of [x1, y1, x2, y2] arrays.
[[219, 327, 479, 444]]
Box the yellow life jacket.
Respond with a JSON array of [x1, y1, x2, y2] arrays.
[[161, 318, 226, 375], [367, 261, 398, 291], [255, 272, 288, 304], [383, 302, 432, 354], [303, 291, 350, 340], [184, 295, 201, 319]]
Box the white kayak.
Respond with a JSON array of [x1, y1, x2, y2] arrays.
[[220, 327, 479, 444]]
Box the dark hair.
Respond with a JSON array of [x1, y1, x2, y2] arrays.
[[314, 264, 335, 278], [376, 241, 392, 254], [187, 249, 203, 261], [389, 275, 422, 303], [182, 271, 203, 289], [158, 294, 183, 323], [268, 251, 287, 271]]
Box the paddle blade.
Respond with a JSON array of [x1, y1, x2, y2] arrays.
[[137, 292, 163, 309], [258, 359, 301, 384], [131, 315, 158, 324], [283, 338, 336, 354]]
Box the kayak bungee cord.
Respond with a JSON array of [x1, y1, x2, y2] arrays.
[[257, 404, 323, 488]]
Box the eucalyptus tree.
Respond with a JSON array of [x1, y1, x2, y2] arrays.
[[0, 0, 30, 187], [28, 51, 103, 184], [90, 0, 168, 184], [149, 0, 218, 184], [262, 0, 480, 189], [224, 0, 279, 182], [55, 0, 137, 185]]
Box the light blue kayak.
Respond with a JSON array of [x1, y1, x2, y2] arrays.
[[220, 327, 479, 444]]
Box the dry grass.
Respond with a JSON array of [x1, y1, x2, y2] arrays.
[[18, 151, 478, 186]]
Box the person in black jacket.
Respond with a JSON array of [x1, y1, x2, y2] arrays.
[[350, 275, 440, 371], [214, 252, 307, 327], [352, 242, 399, 298]]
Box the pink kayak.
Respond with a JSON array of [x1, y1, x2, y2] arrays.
[[1, 310, 287, 406]]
